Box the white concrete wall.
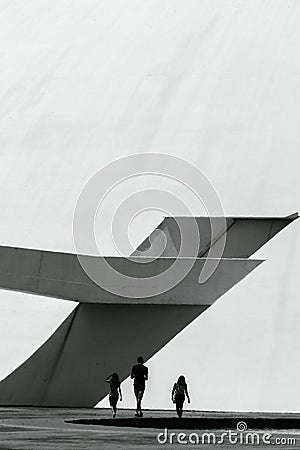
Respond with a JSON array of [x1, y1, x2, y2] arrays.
[[0, 0, 299, 410]]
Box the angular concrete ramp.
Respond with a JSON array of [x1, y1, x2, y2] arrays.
[[0, 304, 206, 406], [0, 247, 261, 304], [133, 215, 298, 258]]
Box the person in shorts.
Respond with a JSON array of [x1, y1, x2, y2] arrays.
[[131, 356, 148, 417], [105, 372, 122, 418], [171, 375, 190, 418]]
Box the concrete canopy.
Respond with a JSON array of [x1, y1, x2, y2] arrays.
[[0, 245, 261, 305], [0, 214, 295, 406], [133, 215, 298, 258]]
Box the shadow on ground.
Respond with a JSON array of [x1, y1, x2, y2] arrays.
[[66, 416, 300, 430]]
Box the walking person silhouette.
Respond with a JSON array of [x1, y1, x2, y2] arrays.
[[131, 356, 148, 417], [105, 372, 122, 418], [171, 375, 190, 418]]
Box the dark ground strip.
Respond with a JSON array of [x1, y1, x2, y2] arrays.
[[66, 417, 300, 430]]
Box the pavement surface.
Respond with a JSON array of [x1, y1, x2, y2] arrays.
[[0, 408, 300, 449]]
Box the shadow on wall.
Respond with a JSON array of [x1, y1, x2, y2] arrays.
[[0, 303, 206, 407]]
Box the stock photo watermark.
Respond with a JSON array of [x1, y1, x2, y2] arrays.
[[157, 421, 297, 446], [72, 153, 227, 298]]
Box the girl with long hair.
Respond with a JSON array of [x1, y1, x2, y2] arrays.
[[105, 372, 122, 418], [171, 375, 190, 418]]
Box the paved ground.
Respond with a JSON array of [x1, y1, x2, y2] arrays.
[[0, 408, 300, 449]]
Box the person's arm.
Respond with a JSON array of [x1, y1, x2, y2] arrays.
[[131, 366, 135, 379], [171, 383, 176, 401], [105, 374, 112, 383], [119, 385, 122, 401], [185, 385, 190, 403], [144, 367, 148, 381]]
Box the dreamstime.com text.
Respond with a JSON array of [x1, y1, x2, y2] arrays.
[[157, 422, 296, 446]]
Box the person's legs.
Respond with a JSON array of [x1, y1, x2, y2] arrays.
[[179, 395, 185, 417], [175, 394, 184, 418], [112, 399, 117, 417], [109, 393, 118, 418], [134, 386, 140, 415], [134, 386, 145, 416]]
